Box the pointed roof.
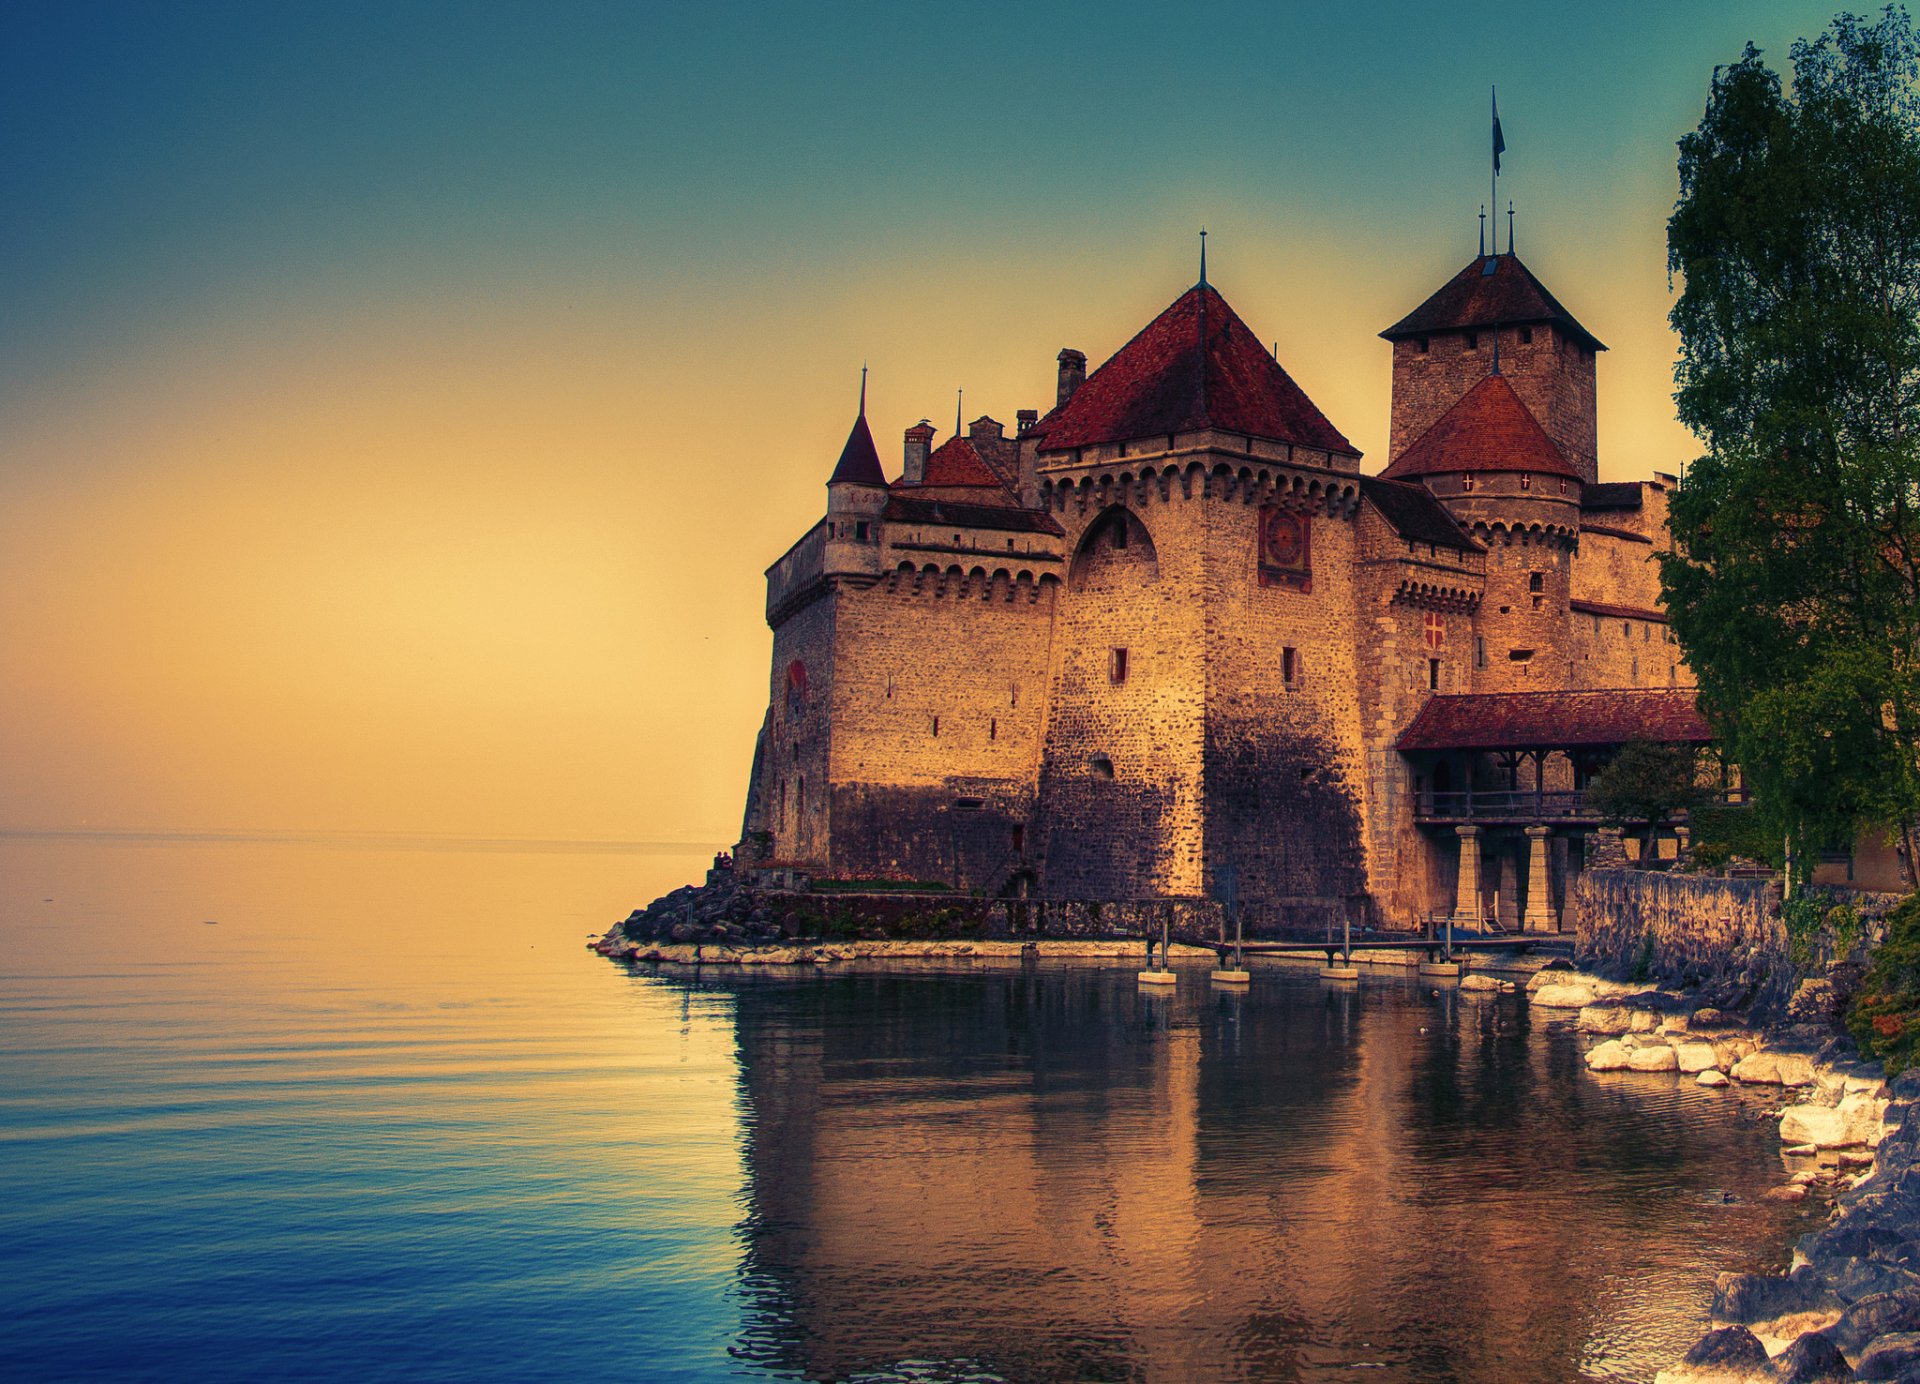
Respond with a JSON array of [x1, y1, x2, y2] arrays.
[[1032, 284, 1359, 457], [1381, 373, 1581, 482], [1381, 253, 1605, 352], [827, 410, 886, 486]]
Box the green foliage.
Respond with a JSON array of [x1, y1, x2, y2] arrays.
[[1631, 931, 1657, 982], [1589, 741, 1707, 826], [1849, 892, 1920, 1070], [1784, 890, 1866, 969], [1689, 804, 1787, 870], [1664, 8, 1920, 868]]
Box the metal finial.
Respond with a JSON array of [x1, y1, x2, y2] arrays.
[[859, 363, 867, 416], [1492, 323, 1502, 376], [1199, 227, 1208, 287], [1479, 205, 1487, 258], [956, 388, 963, 439], [1507, 200, 1515, 255]]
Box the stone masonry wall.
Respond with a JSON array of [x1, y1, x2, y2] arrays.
[[756, 591, 837, 864], [1571, 868, 1787, 1008], [1035, 502, 1204, 898], [1198, 488, 1371, 927]]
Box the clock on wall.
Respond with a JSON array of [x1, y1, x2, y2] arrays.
[[1258, 506, 1312, 592]]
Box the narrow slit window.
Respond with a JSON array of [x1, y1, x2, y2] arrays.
[[1109, 648, 1129, 685], [931, 716, 940, 737], [1428, 658, 1440, 690], [989, 717, 997, 741], [1282, 647, 1298, 685]]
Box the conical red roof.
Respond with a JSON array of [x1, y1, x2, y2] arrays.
[[827, 412, 886, 486], [1381, 373, 1580, 481], [1382, 253, 1604, 352], [1032, 284, 1358, 457]]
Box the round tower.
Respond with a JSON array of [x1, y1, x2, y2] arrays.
[[1379, 370, 1582, 690]]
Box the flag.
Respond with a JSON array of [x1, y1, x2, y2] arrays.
[[1492, 89, 1505, 174]]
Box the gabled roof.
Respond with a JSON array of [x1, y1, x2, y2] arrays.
[[1382, 253, 1605, 352], [1032, 283, 1359, 457], [1395, 689, 1709, 752], [916, 436, 1005, 489], [881, 495, 1065, 536], [1381, 373, 1581, 482], [827, 412, 887, 486], [1360, 476, 1481, 553]]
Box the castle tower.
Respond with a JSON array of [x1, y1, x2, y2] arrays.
[[1380, 370, 1581, 690], [1380, 253, 1604, 483]]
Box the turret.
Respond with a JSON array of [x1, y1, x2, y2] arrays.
[[1381, 252, 1603, 483], [822, 380, 887, 578]]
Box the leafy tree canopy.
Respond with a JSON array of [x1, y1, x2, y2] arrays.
[[1664, 6, 1920, 874]]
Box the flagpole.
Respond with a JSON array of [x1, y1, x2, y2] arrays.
[[1490, 86, 1498, 259]]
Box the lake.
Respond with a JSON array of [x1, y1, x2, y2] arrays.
[[0, 836, 1814, 1382]]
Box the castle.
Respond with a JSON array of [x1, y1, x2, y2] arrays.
[[738, 242, 1708, 931]]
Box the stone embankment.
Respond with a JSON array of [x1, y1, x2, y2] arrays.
[[1535, 970, 1920, 1381]]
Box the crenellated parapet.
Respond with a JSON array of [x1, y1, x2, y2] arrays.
[[1039, 455, 1363, 519], [883, 561, 1062, 604]]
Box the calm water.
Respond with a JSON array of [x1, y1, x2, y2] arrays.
[[1, 837, 1815, 1383]]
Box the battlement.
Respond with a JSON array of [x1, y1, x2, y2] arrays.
[[1039, 454, 1363, 519]]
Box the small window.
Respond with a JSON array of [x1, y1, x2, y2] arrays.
[[1283, 647, 1298, 685], [953, 796, 985, 811], [1467, 332, 1479, 350], [1622, 621, 1632, 639], [1529, 572, 1544, 592], [1011, 825, 1025, 854], [1417, 335, 1430, 354], [1109, 648, 1129, 684], [989, 717, 997, 741], [1631, 658, 1639, 684], [1111, 518, 1127, 550], [1428, 658, 1440, 690], [1509, 648, 1534, 663], [1089, 753, 1114, 779], [1520, 327, 1533, 344], [931, 716, 940, 737], [855, 521, 870, 542]]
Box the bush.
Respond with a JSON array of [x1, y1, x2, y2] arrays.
[[1848, 893, 1920, 1073], [1689, 805, 1785, 872]]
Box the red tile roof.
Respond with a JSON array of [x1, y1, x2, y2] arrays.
[[1395, 689, 1709, 752], [1380, 373, 1581, 481], [1381, 253, 1605, 352], [827, 412, 887, 486], [914, 436, 1006, 489], [1031, 284, 1359, 457]]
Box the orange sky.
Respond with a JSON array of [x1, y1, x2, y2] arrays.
[[0, 3, 1844, 846]]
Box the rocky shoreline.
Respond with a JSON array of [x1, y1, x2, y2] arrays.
[[1525, 971, 1919, 1382]]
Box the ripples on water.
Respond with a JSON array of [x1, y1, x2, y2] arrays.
[[0, 839, 1817, 1382]]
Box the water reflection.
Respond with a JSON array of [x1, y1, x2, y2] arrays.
[[670, 963, 1809, 1384]]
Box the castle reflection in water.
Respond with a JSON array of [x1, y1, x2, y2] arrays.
[[659, 962, 1807, 1384]]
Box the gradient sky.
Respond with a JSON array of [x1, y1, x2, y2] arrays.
[[0, 1, 1852, 845]]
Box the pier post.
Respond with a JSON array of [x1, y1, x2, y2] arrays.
[[1524, 826, 1556, 932], [1451, 825, 1482, 926]]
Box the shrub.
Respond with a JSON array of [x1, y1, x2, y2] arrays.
[[1848, 893, 1920, 1073]]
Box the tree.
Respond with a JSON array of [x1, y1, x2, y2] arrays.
[[1587, 740, 1707, 859], [1664, 7, 1920, 881]]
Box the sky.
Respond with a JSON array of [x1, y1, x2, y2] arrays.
[[0, 1, 1857, 847]]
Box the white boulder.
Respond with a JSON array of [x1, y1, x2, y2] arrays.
[[1675, 1042, 1720, 1074], [1587, 1040, 1634, 1071], [1629, 1045, 1680, 1073]]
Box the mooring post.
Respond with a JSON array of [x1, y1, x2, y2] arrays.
[[1445, 910, 1454, 963], [1343, 908, 1351, 964], [1161, 907, 1171, 971], [1234, 905, 1244, 970]]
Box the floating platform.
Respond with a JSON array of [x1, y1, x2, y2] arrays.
[[1418, 961, 1462, 978], [1137, 969, 1178, 986], [1209, 969, 1251, 985], [1319, 965, 1361, 981]]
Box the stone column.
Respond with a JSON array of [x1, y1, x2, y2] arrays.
[[1451, 825, 1482, 925], [1524, 825, 1556, 932]]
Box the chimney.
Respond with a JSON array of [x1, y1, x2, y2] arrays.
[[1057, 349, 1087, 410], [1015, 409, 1038, 437], [967, 415, 1004, 444], [903, 420, 935, 485]]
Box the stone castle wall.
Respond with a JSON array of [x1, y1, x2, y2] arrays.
[[1571, 867, 1786, 1003]]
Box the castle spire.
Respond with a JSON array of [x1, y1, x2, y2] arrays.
[[1478, 204, 1487, 258], [859, 363, 867, 416], [1198, 227, 1208, 287], [827, 367, 886, 487], [955, 388, 963, 440], [1507, 200, 1516, 255]]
